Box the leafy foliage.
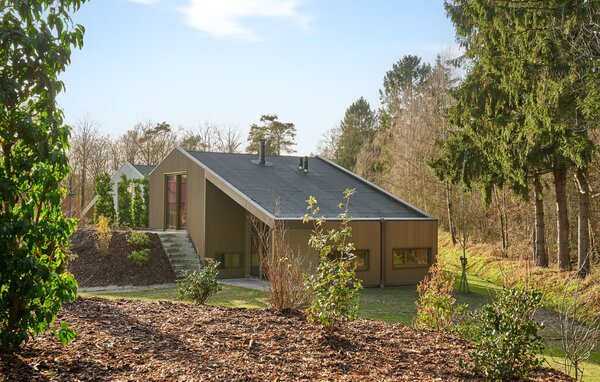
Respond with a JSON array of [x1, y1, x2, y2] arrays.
[[132, 181, 144, 228], [413, 259, 466, 333], [93, 172, 115, 225], [178, 259, 222, 305], [335, 97, 379, 171], [0, 0, 86, 352], [126, 230, 152, 248], [246, 114, 296, 155], [117, 174, 132, 227], [141, 177, 149, 227], [303, 189, 362, 332], [95, 216, 112, 257], [461, 288, 544, 381], [128, 249, 150, 266]]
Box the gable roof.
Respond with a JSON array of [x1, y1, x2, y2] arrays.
[[184, 150, 435, 221], [132, 164, 155, 177]]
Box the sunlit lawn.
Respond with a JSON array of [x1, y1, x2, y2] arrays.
[[80, 272, 599, 381]]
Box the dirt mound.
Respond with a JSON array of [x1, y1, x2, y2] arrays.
[[68, 228, 176, 287], [0, 298, 574, 381]]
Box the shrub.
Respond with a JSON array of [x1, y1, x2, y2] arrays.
[[251, 207, 313, 311], [127, 230, 152, 248], [95, 215, 112, 257], [93, 172, 115, 225], [462, 288, 544, 381], [117, 174, 132, 227], [128, 249, 150, 266], [141, 176, 149, 227], [303, 188, 362, 332], [178, 258, 222, 304], [132, 181, 145, 228], [413, 259, 467, 333]]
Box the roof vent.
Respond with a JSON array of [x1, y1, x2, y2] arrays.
[[298, 157, 303, 170], [303, 156, 308, 173]]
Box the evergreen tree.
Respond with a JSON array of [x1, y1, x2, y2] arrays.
[[442, 0, 596, 272], [132, 181, 144, 228], [246, 114, 296, 155], [118, 174, 132, 227], [141, 176, 150, 228], [93, 173, 116, 225], [335, 97, 378, 171]]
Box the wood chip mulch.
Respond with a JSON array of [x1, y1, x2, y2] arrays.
[[0, 297, 573, 381]]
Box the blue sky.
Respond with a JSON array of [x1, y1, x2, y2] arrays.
[[58, 0, 459, 155]]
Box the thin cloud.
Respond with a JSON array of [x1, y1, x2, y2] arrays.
[[180, 0, 310, 41]]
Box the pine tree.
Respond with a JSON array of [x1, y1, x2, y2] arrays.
[[117, 174, 132, 227], [93, 173, 116, 225], [132, 181, 144, 228]]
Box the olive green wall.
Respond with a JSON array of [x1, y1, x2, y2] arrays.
[[205, 181, 247, 278], [148, 149, 206, 258]]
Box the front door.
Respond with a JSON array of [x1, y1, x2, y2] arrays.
[[165, 174, 187, 230]]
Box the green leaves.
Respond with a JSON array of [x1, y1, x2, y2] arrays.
[[304, 189, 362, 332], [0, 0, 87, 352], [178, 259, 222, 305]]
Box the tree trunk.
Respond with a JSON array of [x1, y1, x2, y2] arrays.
[[577, 169, 591, 277], [445, 181, 457, 245], [494, 188, 508, 258], [553, 154, 570, 271], [534, 180, 547, 267]]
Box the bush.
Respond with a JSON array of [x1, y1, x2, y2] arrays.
[[93, 172, 115, 226], [117, 174, 132, 227], [178, 258, 222, 304], [413, 259, 466, 333], [127, 230, 152, 248], [95, 215, 112, 257], [132, 181, 145, 228], [462, 288, 544, 381], [303, 188, 362, 332], [128, 249, 150, 266]]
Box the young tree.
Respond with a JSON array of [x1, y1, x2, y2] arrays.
[[141, 176, 149, 227], [93, 173, 116, 225], [246, 114, 296, 155], [0, 0, 86, 351], [117, 174, 133, 227]]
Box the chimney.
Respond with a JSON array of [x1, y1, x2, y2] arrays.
[[258, 139, 266, 165], [303, 156, 308, 173], [298, 157, 303, 170]]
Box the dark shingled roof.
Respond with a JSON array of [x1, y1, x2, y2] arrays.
[[132, 164, 155, 176], [186, 151, 434, 220]]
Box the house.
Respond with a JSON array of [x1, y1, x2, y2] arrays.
[[81, 162, 155, 221], [148, 142, 437, 286]]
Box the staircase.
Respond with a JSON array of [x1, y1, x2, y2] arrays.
[[156, 231, 201, 279]]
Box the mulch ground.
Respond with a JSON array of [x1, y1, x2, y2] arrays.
[[0, 298, 573, 381], [68, 228, 176, 287]]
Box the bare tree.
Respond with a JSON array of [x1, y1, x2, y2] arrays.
[[316, 126, 341, 161], [137, 121, 177, 165], [215, 126, 244, 153], [70, 117, 101, 208]]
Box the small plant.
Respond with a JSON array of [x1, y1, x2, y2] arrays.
[[178, 258, 222, 304], [461, 288, 544, 381], [303, 188, 362, 332], [413, 258, 466, 333], [95, 215, 112, 257], [127, 230, 152, 248], [128, 249, 150, 266]]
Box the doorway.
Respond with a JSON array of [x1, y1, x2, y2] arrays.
[[165, 174, 187, 230]]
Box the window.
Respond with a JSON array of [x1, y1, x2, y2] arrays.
[[328, 249, 369, 271], [392, 248, 430, 268], [216, 253, 242, 269]]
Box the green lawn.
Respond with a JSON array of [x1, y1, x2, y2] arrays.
[[80, 273, 599, 381]]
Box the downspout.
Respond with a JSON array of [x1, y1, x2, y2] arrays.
[[380, 218, 384, 288]]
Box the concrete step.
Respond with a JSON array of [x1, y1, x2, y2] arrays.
[[156, 231, 202, 279], [162, 244, 196, 252]]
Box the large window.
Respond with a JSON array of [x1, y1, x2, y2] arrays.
[[392, 248, 431, 268], [216, 253, 243, 269], [328, 249, 369, 271]]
